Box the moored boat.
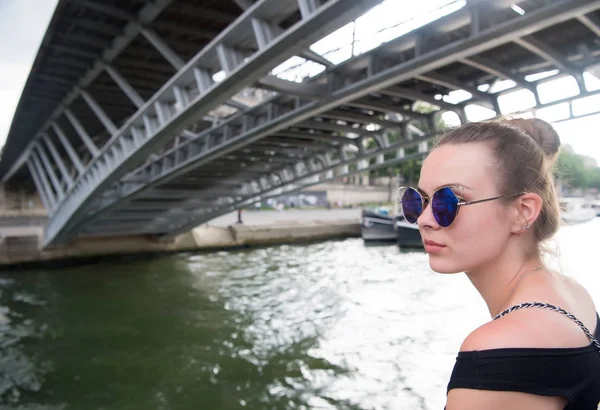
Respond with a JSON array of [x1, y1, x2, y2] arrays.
[[361, 208, 397, 242], [591, 200, 600, 217], [396, 217, 423, 248]]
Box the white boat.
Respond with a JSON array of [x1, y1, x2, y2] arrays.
[[560, 197, 597, 224]]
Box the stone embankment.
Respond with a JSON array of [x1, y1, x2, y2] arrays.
[[0, 209, 362, 267]]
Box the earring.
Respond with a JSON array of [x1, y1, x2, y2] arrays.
[[522, 224, 530, 230]]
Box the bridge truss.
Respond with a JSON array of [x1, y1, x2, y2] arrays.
[[1, 0, 600, 246]]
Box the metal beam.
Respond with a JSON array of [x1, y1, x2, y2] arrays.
[[42, 133, 74, 189], [578, 15, 600, 38], [296, 119, 379, 136], [165, 150, 429, 238], [80, 90, 118, 135], [173, 93, 600, 236], [514, 36, 586, 91], [144, 189, 235, 200], [102, 64, 145, 109], [31, 151, 57, 210], [319, 109, 405, 129], [347, 100, 425, 119], [33, 0, 600, 244], [379, 86, 463, 113], [238, 0, 333, 67], [1, 0, 174, 183], [416, 73, 498, 110], [257, 76, 327, 99], [43, 0, 385, 246], [261, 135, 337, 149], [179, 98, 600, 236], [81, 221, 163, 231], [34, 144, 63, 201], [276, 131, 360, 146], [25, 95, 63, 105], [165, 149, 430, 235], [48, 44, 98, 60], [35, 73, 77, 86], [105, 56, 174, 73], [460, 56, 537, 97], [152, 21, 220, 41], [44, 55, 90, 71], [142, 26, 260, 113], [74, 0, 136, 21], [52, 123, 85, 174], [224, 99, 248, 111], [81, 0, 599, 239], [140, 27, 186, 70], [87, 214, 161, 223], [55, 33, 112, 51], [27, 160, 51, 211], [64, 109, 99, 156], [62, 17, 124, 37]]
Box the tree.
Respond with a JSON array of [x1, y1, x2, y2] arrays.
[[395, 158, 423, 184], [584, 167, 600, 190], [555, 147, 589, 189], [368, 104, 448, 182], [554, 146, 600, 191]]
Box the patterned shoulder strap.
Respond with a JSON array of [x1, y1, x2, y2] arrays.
[[493, 301, 600, 353]]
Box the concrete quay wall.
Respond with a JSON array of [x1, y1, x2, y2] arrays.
[[0, 218, 361, 267], [194, 218, 360, 248], [0, 184, 46, 216]]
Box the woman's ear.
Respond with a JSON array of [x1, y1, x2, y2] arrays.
[[511, 192, 543, 234]]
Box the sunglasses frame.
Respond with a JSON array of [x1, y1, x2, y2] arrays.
[[398, 185, 526, 227]]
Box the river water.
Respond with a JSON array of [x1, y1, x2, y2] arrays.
[[1, 218, 599, 410]]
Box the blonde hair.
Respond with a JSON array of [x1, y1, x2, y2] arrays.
[[434, 118, 561, 246]]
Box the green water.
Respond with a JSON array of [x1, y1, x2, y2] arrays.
[[1, 220, 599, 410]]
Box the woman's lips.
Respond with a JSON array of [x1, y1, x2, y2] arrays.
[[423, 240, 446, 253]]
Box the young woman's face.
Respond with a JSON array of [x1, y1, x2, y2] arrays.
[[416, 142, 515, 274]]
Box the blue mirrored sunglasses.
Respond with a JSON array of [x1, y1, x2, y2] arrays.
[[398, 186, 525, 228]]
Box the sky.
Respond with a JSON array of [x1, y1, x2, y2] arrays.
[[0, 0, 59, 149], [1, 0, 599, 163]]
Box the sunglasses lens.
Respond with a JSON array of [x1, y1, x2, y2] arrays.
[[432, 187, 459, 227], [401, 188, 423, 223]]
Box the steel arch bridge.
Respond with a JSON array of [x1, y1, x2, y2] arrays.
[[1, 0, 600, 248]]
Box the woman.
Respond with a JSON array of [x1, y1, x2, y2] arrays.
[[399, 118, 600, 410]]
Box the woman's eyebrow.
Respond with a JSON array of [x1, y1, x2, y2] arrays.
[[416, 183, 472, 193]]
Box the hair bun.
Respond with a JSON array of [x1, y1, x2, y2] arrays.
[[502, 118, 561, 158]]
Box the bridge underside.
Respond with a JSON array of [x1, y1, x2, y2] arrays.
[[2, 0, 600, 246]]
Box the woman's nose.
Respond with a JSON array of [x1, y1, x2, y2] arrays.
[[417, 200, 439, 229]]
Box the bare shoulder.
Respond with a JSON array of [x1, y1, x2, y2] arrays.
[[449, 274, 595, 410], [558, 274, 597, 318], [461, 289, 598, 352], [460, 272, 599, 352], [460, 314, 533, 352], [451, 318, 570, 410]]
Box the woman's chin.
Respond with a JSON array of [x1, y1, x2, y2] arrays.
[[428, 257, 463, 274]]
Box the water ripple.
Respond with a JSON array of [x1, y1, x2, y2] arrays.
[[0, 219, 598, 409]]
